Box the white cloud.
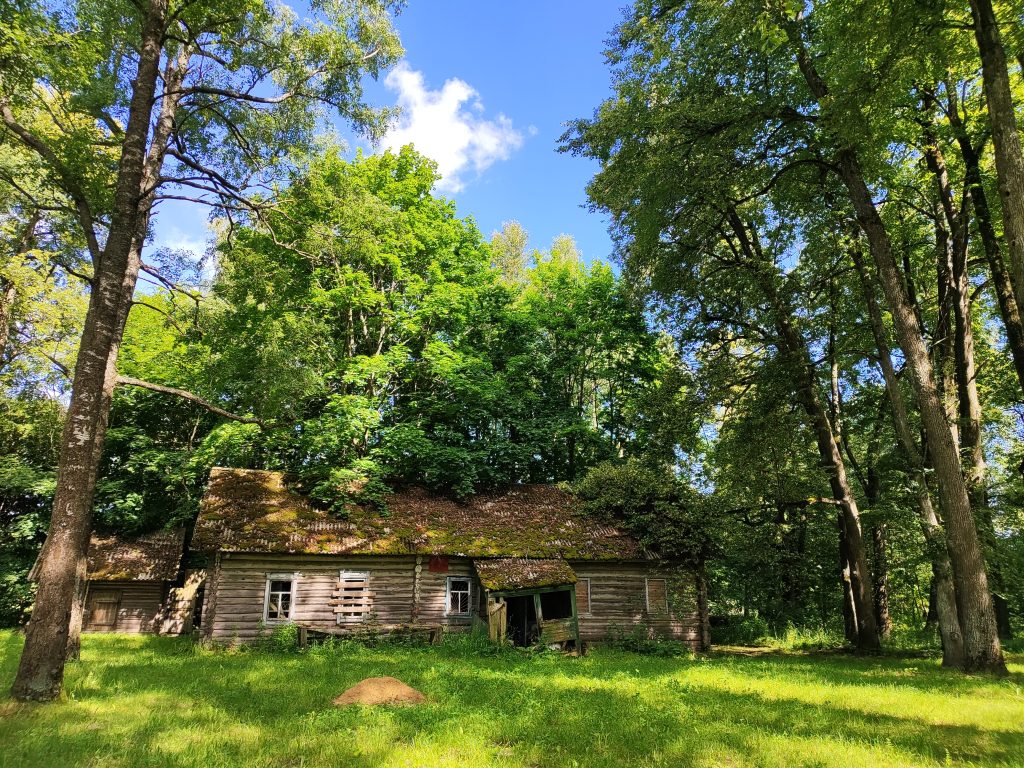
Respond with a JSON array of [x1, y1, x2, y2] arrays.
[[380, 62, 524, 193]]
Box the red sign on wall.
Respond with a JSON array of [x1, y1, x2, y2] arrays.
[[428, 556, 449, 573]]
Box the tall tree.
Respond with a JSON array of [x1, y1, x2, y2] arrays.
[[1, 0, 401, 700]]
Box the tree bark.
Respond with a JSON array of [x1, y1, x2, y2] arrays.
[[10, 0, 173, 701], [783, 15, 1004, 672], [945, 91, 1024, 394], [0, 277, 14, 363], [839, 517, 859, 645], [850, 242, 966, 666], [968, 0, 1024, 316], [871, 524, 892, 641]]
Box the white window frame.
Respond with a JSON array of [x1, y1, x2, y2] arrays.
[[645, 577, 669, 613], [263, 573, 298, 624], [575, 578, 592, 617], [336, 570, 370, 625], [445, 575, 473, 617]]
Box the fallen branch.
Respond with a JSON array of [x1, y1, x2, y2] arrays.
[[114, 375, 263, 425]]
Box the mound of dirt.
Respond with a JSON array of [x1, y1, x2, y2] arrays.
[[333, 676, 427, 707]]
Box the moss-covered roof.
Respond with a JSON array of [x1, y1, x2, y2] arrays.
[[87, 529, 186, 582], [474, 558, 577, 591], [192, 467, 652, 560]]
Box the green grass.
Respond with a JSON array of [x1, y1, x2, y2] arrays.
[[0, 631, 1022, 767]]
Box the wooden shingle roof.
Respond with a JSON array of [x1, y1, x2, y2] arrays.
[[87, 528, 186, 581], [193, 467, 651, 560], [474, 558, 578, 591]]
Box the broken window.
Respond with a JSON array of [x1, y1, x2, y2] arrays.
[[264, 575, 295, 622], [539, 589, 573, 620], [446, 576, 472, 616], [336, 571, 371, 624]]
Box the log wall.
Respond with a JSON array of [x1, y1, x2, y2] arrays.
[[203, 553, 701, 647], [84, 580, 165, 634], [204, 553, 478, 642], [568, 561, 702, 648]]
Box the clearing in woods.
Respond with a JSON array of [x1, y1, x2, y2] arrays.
[[0, 631, 1021, 767]]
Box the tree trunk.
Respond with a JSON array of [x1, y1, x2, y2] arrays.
[[850, 242, 967, 667], [783, 18, 1004, 671], [925, 574, 938, 634], [946, 94, 1024, 394], [728, 210, 879, 651], [10, 0, 171, 701], [871, 524, 892, 641], [968, 0, 1024, 316], [839, 517, 859, 645], [0, 277, 14, 362]]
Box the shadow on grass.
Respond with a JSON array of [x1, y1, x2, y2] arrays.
[[1, 633, 1022, 768]]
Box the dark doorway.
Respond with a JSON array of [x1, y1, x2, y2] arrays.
[[505, 594, 538, 647]]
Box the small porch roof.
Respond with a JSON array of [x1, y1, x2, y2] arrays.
[[474, 557, 577, 592]]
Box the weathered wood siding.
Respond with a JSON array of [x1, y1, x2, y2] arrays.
[[203, 553, 701, 647], [84, 581, 165, 634], [567, 561, 702, 648], [204, 553, 481, 642]]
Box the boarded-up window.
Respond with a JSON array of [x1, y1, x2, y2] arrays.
[[336, 571, 371, 623], [446, 576, 472, 616], [264, 575, 296, 623], [91, 597, 119, 627], [646, 578, 669, 614], [575, 579, 591, 616]]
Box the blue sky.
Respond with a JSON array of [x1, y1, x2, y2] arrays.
[[151, 1, 628, 269]]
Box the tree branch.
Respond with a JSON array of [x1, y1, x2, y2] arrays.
[[114, 375, 264, 425]]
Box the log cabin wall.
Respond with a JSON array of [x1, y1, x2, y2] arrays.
[[203, 553, 702, 648], [568, 561, 702, 648], [204, 553, 481, 642], [84, 580, 165, 634]]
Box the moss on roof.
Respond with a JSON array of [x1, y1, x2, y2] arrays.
[[474, 558, 578, 591], [87, 529, 186, 581], [193, 467, 652, 560]]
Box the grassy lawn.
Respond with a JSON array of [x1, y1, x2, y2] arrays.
[[0, 632, 1021, 767]]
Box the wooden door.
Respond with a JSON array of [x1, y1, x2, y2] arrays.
[[487, 597, 506, 643]]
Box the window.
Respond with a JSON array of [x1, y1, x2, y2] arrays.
[[336, 571, 371, 624], [645, 578, 669, 614], [264, 575, 296, 623], [540, 589, 573, 620], [575, 579, 592, 616], [446, 576, 472, 617]]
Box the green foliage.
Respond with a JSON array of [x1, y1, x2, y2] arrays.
[[576, 459, 712, 566]]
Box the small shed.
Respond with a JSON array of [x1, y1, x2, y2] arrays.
[[82, 529, 187, 633]]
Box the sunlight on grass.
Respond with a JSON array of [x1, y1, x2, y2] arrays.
[[0, 632, 1021, 767]]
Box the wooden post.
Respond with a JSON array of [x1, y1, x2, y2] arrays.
[[297, 625, 307, 649]]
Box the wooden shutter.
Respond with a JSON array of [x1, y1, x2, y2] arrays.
[[90, 595, 119, 628], [646, 578, 668, 613], [333, 572, 372, 623], [575, 579, 591, 616]]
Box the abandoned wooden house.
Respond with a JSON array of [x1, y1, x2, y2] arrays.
[[192, 467, 708, 649], [77, 528, 190, 634]]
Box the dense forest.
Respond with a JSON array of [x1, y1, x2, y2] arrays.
[[2, 0, 1023, 700]]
